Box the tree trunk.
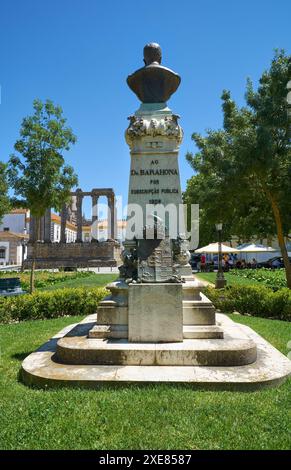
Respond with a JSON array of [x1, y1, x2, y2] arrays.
[[30, 217, 40, 294], [266, 191, 291, 289]]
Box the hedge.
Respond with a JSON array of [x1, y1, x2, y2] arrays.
[[0, 287, 107, 324], [205, 285, 291, 321], [2, 283, 290, 324]]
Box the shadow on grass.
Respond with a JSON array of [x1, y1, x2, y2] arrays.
[[12, 337, 58, 361], [12, 351, 34, 361]]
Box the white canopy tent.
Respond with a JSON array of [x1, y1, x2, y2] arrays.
[[236, 243, 276, 253], [236, 243, 277, 263], [195, 243, 240, 254]]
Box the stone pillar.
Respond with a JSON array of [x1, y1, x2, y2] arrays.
[[30, 215, 42, 241], [29, 215, 36, 243], [91, 193, 99, 242], [71, 195, 77, 213], [70, 195, 77, 226], [60, 204, 68, 243], [44, 208, 51, 243], [76, 189, 83, 243], [108, 193, 116, 240]]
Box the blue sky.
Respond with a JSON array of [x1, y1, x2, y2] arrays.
[[0, 0, 290, 217]]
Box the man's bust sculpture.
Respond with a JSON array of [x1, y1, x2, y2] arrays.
[[127, 43, 181, 103]]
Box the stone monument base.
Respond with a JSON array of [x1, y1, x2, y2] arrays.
[[55, 316, 256, 366], [128, 283, 183, 343], [21, 313, 291, 390], [86, 277, 219, 343], [20, 275, 291, 389]]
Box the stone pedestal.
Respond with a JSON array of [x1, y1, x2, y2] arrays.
[[124, 103, 191, 278], [89, 280, 129, 339], [182, 280, 216, 326], [126, 104, 184, 236], [88, 276, 222, 341], [128, 283, 183, 343]]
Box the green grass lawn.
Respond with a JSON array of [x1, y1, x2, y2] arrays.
[[196, 272, 263, 287], [0, 270, 117, 291], [39, 273, 117, 291], [0, 314, 290, 450]]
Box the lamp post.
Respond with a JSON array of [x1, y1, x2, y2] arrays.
[[215, 222, 227, 289]]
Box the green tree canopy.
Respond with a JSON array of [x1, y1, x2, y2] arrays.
[[0, 162, 10, 224], [8, 99, 78, 220], [185, 50, 291, 287]]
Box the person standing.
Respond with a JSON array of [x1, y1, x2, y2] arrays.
[[201, 253, 206, 272]]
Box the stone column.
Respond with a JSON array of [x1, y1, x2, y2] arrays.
[[29, 215, 36, 243], [70, 195, 77, 225], [108, 193, 116, 240], [76, 189, 83, 243], [30, 215, 42, 241], [60, 204, 68, 243], [91, 193, 99, 242], [44, 208, 51, 243]]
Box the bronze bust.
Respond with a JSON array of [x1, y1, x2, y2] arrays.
[[127, 43, 181, 103]]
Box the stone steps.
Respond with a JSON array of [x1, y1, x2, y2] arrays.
[[56, 324, 257, 366], [89, 324, 224, 340], [89, 324, 128, 339], [182, 293, 216, 325], [21, 314, 291, 390], [183, 325, 223, 339]]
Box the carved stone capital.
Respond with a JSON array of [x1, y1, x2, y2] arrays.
[[125, 113, 183, 148]]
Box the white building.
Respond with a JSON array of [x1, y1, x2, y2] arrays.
[[0, 210, 29, 266], [0, 230, 29, 266], [50, 213, 77, 243], [0, 209, 29, 235], [82, 219, 126, 243]]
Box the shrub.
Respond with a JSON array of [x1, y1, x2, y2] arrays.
[[205, 285, 291, 321], [228, 268, 287, 290], [0, 287, 107, 324]]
